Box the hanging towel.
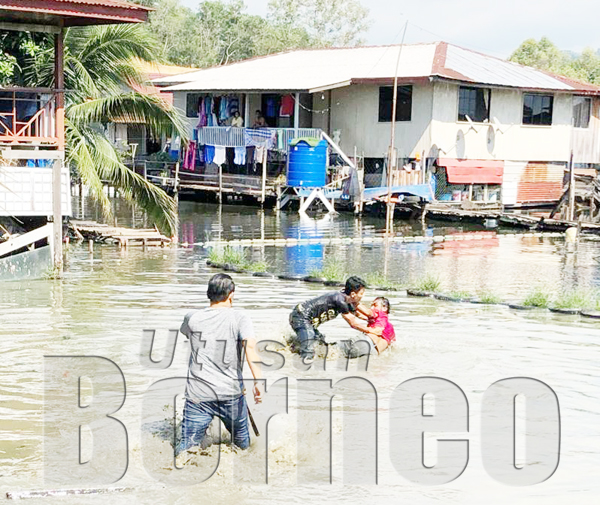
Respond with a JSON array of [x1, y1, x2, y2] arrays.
[[213, 146, 226, 165], [234, 146, 246, 165], [266, 97, 278, 118], [205, 145, 215, 164], [254, 146, 265, 163], [280, 94, 294, 117], [220, 97, 229, 120], [229, 97, 239, 115]]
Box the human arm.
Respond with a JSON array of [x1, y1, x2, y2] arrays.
[[342, 313, 382, 335], [244, 337, 262, 404], [355, 303, 374, 319]]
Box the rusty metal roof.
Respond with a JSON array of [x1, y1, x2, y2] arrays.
[[159, 41, 600, 95], [0, 0, 150, 27]]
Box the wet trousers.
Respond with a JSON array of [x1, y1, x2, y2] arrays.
[[177, 395, 250, 454], [289, 309, 325, 359]]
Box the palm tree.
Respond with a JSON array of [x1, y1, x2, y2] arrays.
[[27, 24, 188, 237]]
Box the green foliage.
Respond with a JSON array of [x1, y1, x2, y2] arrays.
[[138, 0, 370, 68], [19, 25, 187, 236], [478, 291, 502, 304], [552, 288, 595, 309], [522, 287, 552, 308], [510, 37, 600, 84], [0, 31, 48, 86], [414, 274, 441, 293], [364, 271, 403, 290], [448, 290, 472, 300], [267, 0, 371, 47], [310, 257, 346, 281], [248, 260, 269, 272]]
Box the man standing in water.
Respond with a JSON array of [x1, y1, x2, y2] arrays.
[[289, 276, 372, 360], [177, 273, 262, 456]]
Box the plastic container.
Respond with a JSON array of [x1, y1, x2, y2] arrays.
[[287, 138, 327, 188]]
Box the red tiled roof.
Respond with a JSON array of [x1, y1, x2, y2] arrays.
[[0, 0, 151, 26]]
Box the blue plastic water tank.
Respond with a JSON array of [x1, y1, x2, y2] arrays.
[[287, 139, 328, 187]]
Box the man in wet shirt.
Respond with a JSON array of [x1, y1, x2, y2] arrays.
[[289, 276, 372, 360], [177, 273, 262, 455]]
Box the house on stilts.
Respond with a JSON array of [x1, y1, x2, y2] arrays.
[[153, 42, 600, 212]]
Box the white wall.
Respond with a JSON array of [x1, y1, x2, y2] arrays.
[[330, 83, 434, 159], [431, 82, 574, 163], [572, 97, 600, 163], [0, 165, 71, 217]]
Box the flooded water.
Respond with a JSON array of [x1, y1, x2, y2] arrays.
[[1, 200, 599, 504]]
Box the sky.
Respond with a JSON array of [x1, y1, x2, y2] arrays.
[[181, 0, 598, 59]]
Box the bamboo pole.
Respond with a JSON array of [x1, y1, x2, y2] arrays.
[[385, 22, 408, 235]]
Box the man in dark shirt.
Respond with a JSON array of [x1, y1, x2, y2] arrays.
[[289, 276, 371, 360]]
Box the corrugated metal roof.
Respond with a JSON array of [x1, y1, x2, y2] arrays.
[[443, 45, 572, 90], [0, 0, 150, 25], [158, 44, 438, 91], [159, 42, 600, 95]]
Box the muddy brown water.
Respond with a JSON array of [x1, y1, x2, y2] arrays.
[[1, 200, 599, 504]]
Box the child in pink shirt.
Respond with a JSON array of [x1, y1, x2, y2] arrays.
[[364, 297, 395, 353]]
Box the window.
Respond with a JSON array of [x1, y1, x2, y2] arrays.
[[458, 86, 491, 122], [186, 93, 203, 118], [573, 96, 591, 128], [523, 93, 554, 125], [378, 86, 412, 122]]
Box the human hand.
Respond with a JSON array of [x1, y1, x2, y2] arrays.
[[253, 382, 262, 404]]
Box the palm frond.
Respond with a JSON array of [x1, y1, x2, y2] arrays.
[[71, 128, 178, 236], [65, 121, 112, 218], [67, 91, 189, 141]]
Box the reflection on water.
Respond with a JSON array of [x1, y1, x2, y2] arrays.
[[1, 199, 599, 504]]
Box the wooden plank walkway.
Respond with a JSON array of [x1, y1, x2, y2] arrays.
[[70, 220, 171, 246]]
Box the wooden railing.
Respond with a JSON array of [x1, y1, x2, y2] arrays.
[[0, 88, 60, 147]]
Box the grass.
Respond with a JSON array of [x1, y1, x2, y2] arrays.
[[413, 274, 442, 293], [207, 246, 269, 272], [448, 290, 472, 300], [42, 266, 62, 280], [522, 287, 552, 308], [365, 271, 404, 290], [478, 291, 502, 304], [310, 257, 347, 281], [552, 288, 595, 309], [248, 260, 268, 273]]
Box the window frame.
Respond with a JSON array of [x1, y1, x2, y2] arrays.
[[573, 96, 591, 129], [186, 93, 203, 118], [457, 86, 491, 123], [378, 85, 412, 123], [522, 93, 554, 126]]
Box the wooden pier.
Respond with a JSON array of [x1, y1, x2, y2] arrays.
[[69, 220, 171, 247]]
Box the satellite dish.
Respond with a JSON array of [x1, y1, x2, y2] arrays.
[[464, 115, 479, 133], [492, 117, 509, 134]]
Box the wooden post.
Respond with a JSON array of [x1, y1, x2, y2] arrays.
[[173, 161, 180, 244], [568, 150, 575, 221], [218, 162, 223, 203], [52, 25, 65, 274], [261, 148, 267, 205], [244, 93, 250, 128]]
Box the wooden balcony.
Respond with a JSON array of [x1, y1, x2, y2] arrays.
[[0, 88, 63, 148]]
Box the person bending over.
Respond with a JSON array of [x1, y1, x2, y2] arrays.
[[177, 273, 261, 455], [289, 276, 373, 360]]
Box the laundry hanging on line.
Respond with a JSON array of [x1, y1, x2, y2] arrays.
[[205, 145, 215, 164], [234, 146, 246, 165], [213, 146, 226, 165]]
